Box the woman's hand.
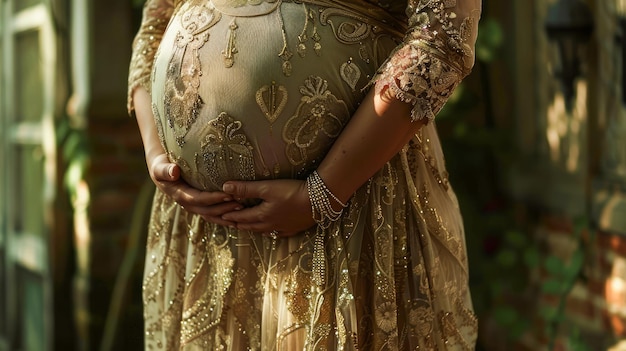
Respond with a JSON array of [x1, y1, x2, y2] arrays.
[[133, 87, 240, 226], [220, 179, 316, 237], [148, 153, 242, 226]]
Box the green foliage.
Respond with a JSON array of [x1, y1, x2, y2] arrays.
[[440, 15, 594, 350], [477, 228, 534, 341], [494, 305, 530, 340], [475, 17, 505, 63], [524, 246, 541, 268], [56, 118, 90, 201], [541, 219, 593, 351], [569, 328, 595, 351]]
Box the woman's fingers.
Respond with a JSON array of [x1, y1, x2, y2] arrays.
[[221, 179, 315, 235], [221, 205, 265, 224], [150, 155, 179, 182], [147, 154, 242, 224], [198, 201, 243, 217], [167, 183, 233, 206], [177, 196, 242, 226], [222, 180, 268, 201], [221, 204, 279, 232], [149, 157, 313, 234]]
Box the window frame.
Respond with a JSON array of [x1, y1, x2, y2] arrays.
[[0, 1, 59, 350]]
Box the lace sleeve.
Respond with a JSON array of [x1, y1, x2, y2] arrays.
[[372, 0, 481, 122], [127, 0, 177, 114]]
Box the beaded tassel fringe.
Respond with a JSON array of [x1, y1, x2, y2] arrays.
[[306, 171, 348, 287], [306, 171, 347, 229]]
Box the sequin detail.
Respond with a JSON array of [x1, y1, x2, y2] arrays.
[[196, 112, 256, 190], [283, 76, 350, 170], [163, 2, 221, 146]]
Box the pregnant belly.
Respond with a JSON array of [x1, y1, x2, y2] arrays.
[[150, 0, 395, 191]]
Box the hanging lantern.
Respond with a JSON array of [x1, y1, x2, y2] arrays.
[[545, 0, 594, 111]]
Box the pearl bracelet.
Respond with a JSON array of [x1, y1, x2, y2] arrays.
[[306, 171, 347, 228]]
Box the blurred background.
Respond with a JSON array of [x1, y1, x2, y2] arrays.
[[1, 0, 625, 350]]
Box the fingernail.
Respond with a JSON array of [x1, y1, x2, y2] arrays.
[[168, 165, 175, 177], [234, 206, 242, 211], [223, 197, 233, 202], [223, 183, 234, 192]]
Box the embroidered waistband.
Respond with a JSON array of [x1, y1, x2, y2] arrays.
[[208, 0, 407, 39], [292, 0, 406, 38]]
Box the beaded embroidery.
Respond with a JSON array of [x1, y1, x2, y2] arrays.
[[283, 76, 350, 170], [128, 0, 481, 349], [196, 112, 256, 190], [163, 2, 221, 146]]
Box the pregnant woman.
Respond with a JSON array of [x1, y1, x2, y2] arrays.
[[128, 0, 481, 349]]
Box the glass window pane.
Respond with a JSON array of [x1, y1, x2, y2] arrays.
[[13, 144, 44, 236], [14, 0, 42, 13], [18, 268, 45, 351], [14, 30, 43, 123]]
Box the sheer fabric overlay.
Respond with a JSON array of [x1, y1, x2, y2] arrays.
[[128, 0, 481, 349]]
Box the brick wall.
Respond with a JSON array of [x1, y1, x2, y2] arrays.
[[496, 0, 626, 350], [527, 218, 617, 350], [82, 115, 148, 350], [69, 0, 150, 349], [603, 234, 626, 338]]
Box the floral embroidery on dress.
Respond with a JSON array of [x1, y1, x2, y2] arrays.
[[375, 302, 398, 333], [283, 263, 313, 323], [340, 58, 362, 91], [283, 76, 350, 172], [372, 0, 479, 122], [163, 2, 221, 146], [374, 43, 462, 122], [195, 112, 256, 190], [128, 0, 179, 112], [129, 0, 482, 349], [180, 225, 236, 345], [152, 102, 167, 150], [256, 81, 289, 125]]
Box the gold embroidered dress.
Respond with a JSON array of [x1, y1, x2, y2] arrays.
[[128, 0, 481, 349]]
